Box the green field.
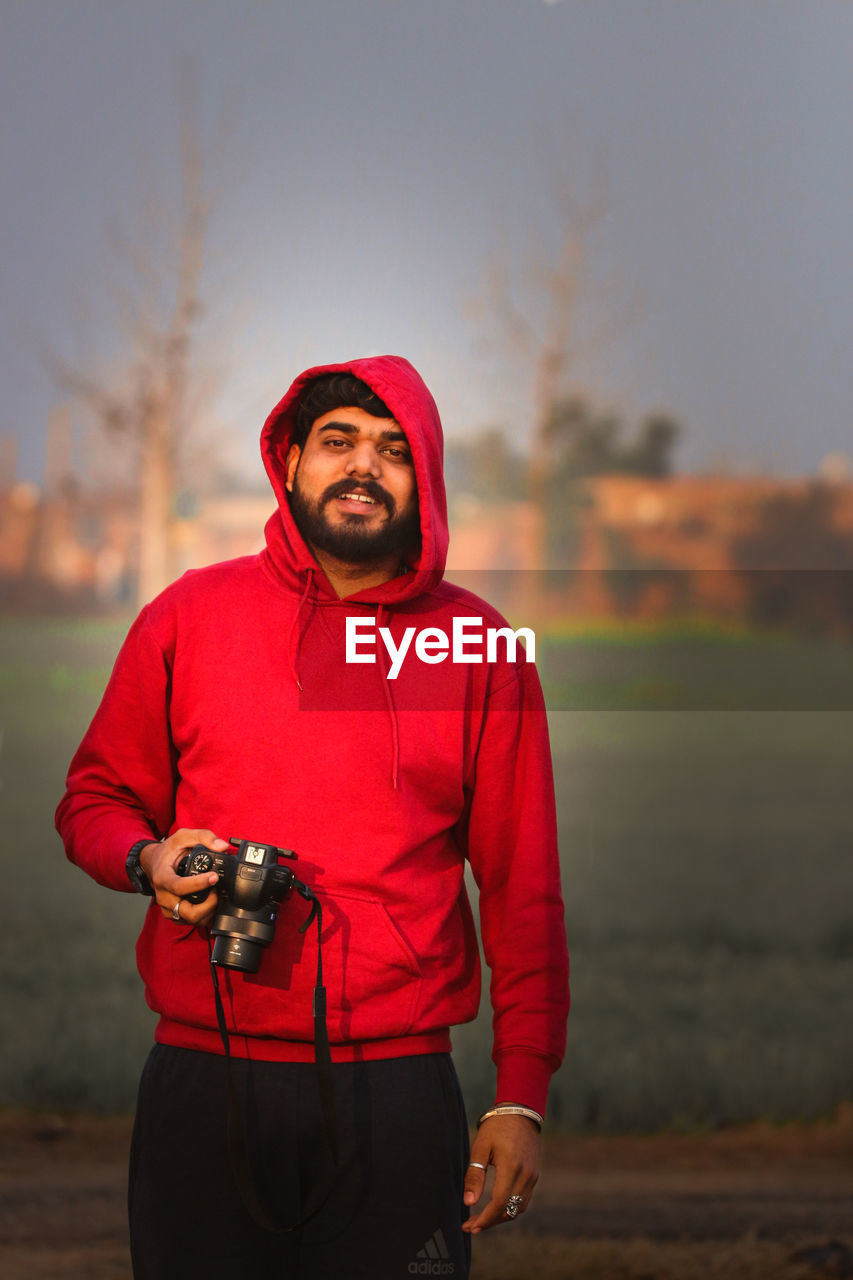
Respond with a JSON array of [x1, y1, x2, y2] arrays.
[[2, 617, 851, 1129]]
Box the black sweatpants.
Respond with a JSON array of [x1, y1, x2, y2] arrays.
[[129, 1045, 471, 1279]]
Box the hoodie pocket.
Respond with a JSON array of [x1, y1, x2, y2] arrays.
[[243, 888, 424, 1043]]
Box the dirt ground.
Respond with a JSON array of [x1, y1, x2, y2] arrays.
[[1, 1108, 851, 1280]]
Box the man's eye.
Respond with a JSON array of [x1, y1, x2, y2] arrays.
[[384, 447, 410, 461]]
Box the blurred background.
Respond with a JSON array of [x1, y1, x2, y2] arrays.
[[2, 0, 852, 1136]]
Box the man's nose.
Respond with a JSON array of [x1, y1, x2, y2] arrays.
[[345, 443, 382, 477]]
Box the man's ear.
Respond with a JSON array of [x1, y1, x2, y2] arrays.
[[284, 443, 301, 493]]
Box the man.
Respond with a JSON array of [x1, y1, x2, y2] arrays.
[[56, 355, 569, 1279]]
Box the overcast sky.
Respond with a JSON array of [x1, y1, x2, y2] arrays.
[[3, 0, 852, 485]]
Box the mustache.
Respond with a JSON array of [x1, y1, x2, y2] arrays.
[[321, 479, 395, 515]]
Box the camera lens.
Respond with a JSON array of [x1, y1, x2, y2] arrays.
[[210, 933, 263, 973]]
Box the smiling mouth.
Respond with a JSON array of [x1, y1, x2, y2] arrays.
[[326, 483, 393, 516], [337, 492, 378, 506], [320, 480, 395, 519]]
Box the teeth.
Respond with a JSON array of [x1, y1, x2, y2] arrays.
[[342, 492, 376, 504]]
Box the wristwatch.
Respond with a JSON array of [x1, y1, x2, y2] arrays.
[[126, 839, 155, 895]]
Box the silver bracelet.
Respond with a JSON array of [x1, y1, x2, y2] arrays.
[[477, 1103, 543, 1131]]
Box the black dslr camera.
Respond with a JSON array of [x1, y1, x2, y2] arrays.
[[177, 837, 297, 974]]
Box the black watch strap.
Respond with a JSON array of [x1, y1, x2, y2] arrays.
[[126, 839, 155, 895]]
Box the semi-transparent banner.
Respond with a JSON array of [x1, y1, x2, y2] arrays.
[[295, 569, 853, 712]]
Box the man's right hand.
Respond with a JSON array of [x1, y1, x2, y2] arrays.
[[139, 828, 228, 927]]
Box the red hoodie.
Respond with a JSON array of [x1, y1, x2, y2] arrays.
[[55, 355, 569, 1115]]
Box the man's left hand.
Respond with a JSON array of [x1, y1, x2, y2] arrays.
[[461, 1113, 540, 1233]]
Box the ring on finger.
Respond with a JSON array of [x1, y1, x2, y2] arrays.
[[468, 1162, 488, 1171], [171, 899, 182, 922], [505, 1194, 523, 1219]]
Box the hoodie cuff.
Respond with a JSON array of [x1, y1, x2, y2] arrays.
[[493, 1050, 557, 1121], [70, 823, 161, 894]]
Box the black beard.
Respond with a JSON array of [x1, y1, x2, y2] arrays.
[[289, 474, 421, 565]]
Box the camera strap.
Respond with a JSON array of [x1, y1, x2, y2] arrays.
[[293, 881, 339, 1166], [207, 880, 338, 1234]]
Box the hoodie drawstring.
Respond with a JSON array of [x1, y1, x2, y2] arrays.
[[287, 568, 315, 692], [376, 604, 401, 791], [287, 580, 401, 790]]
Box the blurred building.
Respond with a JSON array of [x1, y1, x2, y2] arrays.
[[0, 483, 270, 612], [447, 474, 853, 632], [4, 469, 853, 631]]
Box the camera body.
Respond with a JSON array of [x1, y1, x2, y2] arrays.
[[177, 837, 297, 973]]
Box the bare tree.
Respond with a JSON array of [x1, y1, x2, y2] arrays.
[[471, 163, 642, 570], [50, 86, 218, 606]]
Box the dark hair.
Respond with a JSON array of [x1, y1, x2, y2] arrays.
[[292, 373, 393, 450]]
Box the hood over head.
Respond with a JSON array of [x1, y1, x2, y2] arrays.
[[261, 355, 448, 604]]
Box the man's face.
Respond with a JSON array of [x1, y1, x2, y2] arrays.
[[285, 406, 420, 565]]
